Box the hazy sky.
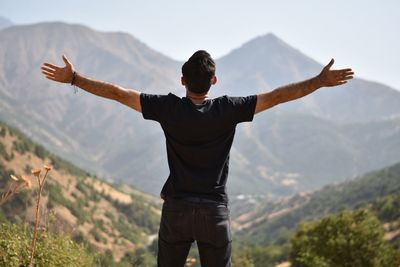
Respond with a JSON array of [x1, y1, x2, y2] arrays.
[[1, 0, 399, 90]]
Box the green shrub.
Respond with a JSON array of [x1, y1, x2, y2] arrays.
[[47, 183, 89, 224], [24, 164, 32, 175], [290, 209, 400, 267], [114, 199, 159, 233], [34, 145, 47, 159], [0, 223, 94, 266], [0, 143, 12, 161], [114, 217, 141, 244], [374, 195, 400, 221], [90, 227, 104, 243], [0, 127, 6, 137], [12, 139, 31, 154], [121, 247, 157, 267]]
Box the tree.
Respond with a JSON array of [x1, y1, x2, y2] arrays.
[[289, 209, 400, 267]]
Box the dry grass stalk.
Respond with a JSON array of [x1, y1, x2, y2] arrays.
[[0, 174, 31, 205], [28, 165, 52, 267]]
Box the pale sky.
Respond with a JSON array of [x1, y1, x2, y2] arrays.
[[1, 0, 399, 90]]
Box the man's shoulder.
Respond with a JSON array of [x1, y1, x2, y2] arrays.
[[141, 92, 182, 103], [212, 95, 257, 105]]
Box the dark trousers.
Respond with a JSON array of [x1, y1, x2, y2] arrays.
[[158, 198, 232, 267]]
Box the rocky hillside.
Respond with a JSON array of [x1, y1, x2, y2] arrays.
[[0, 121, 161, 262]]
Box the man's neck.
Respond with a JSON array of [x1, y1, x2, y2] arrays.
[[186, 90, 209, 104]]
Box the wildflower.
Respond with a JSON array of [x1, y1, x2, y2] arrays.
[[10, 175, 19, 181], [43, 165, 52, 171], [31, 169, 41, 177], [20, 175, 32, 188]]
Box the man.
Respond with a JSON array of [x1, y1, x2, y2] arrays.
[[41, 50, 353, 267]]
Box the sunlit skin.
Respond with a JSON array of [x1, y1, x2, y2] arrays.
[[41, 55, 354, 114]]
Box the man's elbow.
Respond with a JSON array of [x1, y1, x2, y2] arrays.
[[116, 89, 142, 112]]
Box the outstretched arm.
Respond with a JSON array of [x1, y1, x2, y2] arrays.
[[41, 55, 142, 112], [254, 59, 354, 114]]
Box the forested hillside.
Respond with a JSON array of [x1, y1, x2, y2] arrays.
[[235, 161, 400, 246], [0, 121, 161, 265], [226, 161, 400, 266]]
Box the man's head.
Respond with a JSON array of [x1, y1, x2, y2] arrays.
[[181, 50, 216, 94]]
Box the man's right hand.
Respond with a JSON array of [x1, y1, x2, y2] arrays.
[[40, 54, 142, 112], [41, 55, 75, 84]]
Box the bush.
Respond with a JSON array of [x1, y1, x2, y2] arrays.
[[12, 139, 31, 154], [90, 227, 105, 243], [47, 183, 89, 223], [0, 223, 94, 266], [290, 209, 400, 267], [121, 247, 157, 267], [0, 143, 13, 161], [0, 127, 6, 137], [34, 145, 47, 159], [114, 199, 159, 233]]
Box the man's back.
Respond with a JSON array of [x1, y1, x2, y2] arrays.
[[140, 93, 257, 203]]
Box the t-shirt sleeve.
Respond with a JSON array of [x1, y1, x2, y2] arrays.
[[228, 95, 257, 123], [140, 93, 171, 122]]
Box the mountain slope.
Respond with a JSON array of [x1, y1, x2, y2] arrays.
[[0, 120, 161, 261], [232, 112, 400, 195], [1, 22, 400, 198], [234, 161, 400, 246], [0, 21, 180, 189]]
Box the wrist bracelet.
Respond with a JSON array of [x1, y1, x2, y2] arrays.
[[71, 71, 78, 94], [71, 71, 77, 85]]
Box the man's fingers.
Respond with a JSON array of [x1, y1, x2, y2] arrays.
[[339, 69, 354, 75], [342, 68, 353, 72], [41, 70, 54, 77], [41, 66, 56, 73], [43, 63, 60, 70], [45, 75, 56, 81], [333, 69, 354, 77], [340, 70, 354, 79], [342, 75, 354, 80], [62, 55, 72, 66]]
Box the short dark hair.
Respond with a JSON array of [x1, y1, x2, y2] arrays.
[[182, 50, 216, 94]]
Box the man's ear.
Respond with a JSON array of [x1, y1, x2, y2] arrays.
[[181, 76, 186, 86], [211, 76, 217, 85]]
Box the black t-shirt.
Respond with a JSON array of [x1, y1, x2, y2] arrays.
[[140, 93, 257, 203]]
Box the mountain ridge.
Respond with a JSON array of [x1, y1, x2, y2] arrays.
[[1, 21, 400, 198]]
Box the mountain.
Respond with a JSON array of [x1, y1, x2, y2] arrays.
[[216, 33, 400, 123], [234, 161, 400, 246], [0, 120, 161, 262], [0, 22, 181, 193], [216, 34, 322, 96], [0, 17, 13, 30], [231, 111, 400, 196], [1, 22, 400, 199]]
